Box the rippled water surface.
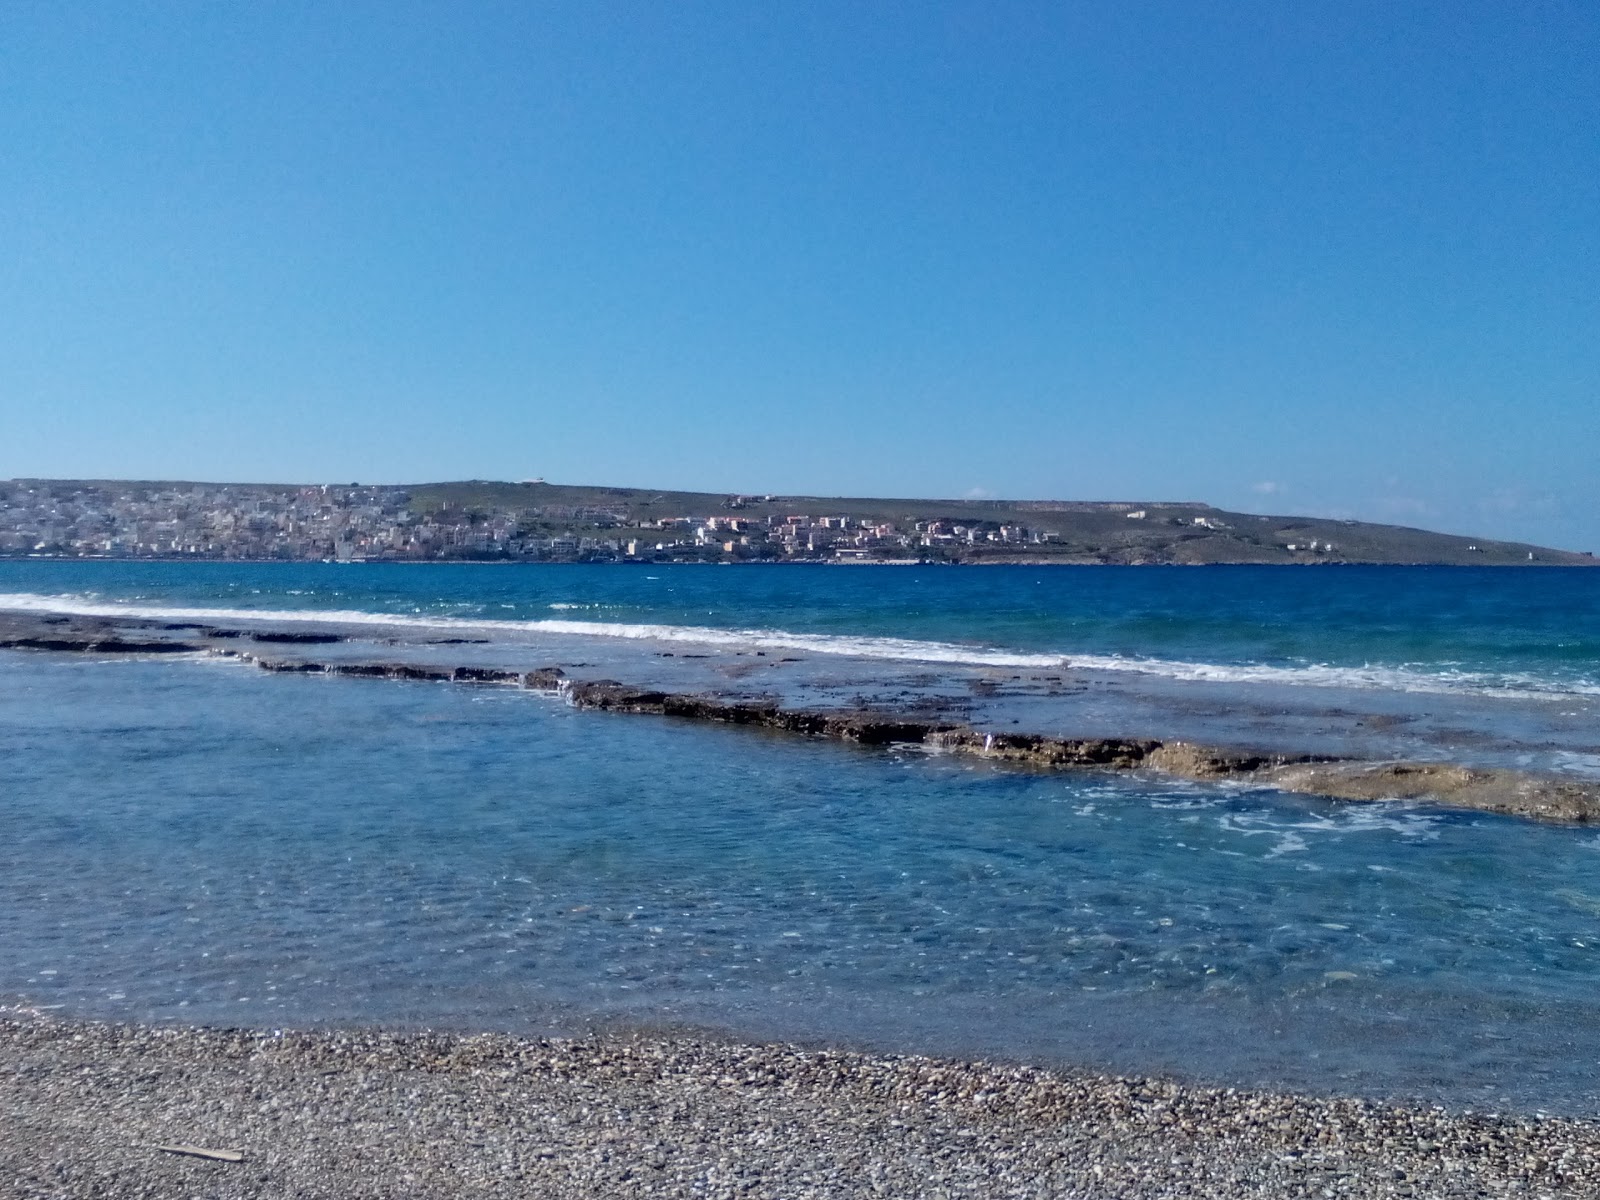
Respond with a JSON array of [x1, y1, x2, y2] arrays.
[[4, 559, 1599, 696], [5, 651, 1600, 1115]]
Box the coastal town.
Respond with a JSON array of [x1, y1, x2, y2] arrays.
[[0, 478, 1589, 566], [0, 479, 1053, 563]]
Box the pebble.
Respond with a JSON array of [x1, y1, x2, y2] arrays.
[[2, 1015, 1597, 1198]]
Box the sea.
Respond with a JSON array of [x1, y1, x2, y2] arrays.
[[2, 560, 1599, 1115]]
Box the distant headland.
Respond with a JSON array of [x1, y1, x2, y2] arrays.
[[1, 478, 1593, 566]]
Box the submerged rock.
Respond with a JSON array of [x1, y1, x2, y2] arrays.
[[4, 608, 1597, 827], [1265, 761, 1600, 824]]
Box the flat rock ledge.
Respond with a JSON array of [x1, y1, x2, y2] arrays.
[[543, 679, 1600, 824], [3, 611, 1596, 825], [2, 1015, 1595, 1200]]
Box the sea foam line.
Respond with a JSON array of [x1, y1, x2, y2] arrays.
[[0, 592, 1068, 668], [0, 591, 1594, 700]]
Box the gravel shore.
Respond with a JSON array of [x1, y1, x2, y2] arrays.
[[2, 1015, 1595, 1198]]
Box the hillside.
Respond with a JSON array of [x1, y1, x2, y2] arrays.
[[404, 480, 1595, 566], [1, 478, 1594, 566]]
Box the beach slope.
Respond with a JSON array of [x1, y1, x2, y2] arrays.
[[2, 1017, 1595, 1199]]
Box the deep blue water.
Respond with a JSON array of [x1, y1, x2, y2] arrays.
[[2, 562, 1600, 1113]]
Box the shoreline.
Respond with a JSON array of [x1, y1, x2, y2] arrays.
[[4, 1012, 1596, 1198]]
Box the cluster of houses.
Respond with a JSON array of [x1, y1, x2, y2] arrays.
[[0, 481, 428, 559], [627, 514, 1050, 561]]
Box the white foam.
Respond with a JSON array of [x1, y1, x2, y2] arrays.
[[1550, 751, 1600, 779], [1061, 652, 1600, 700], [1218, 806, 1442, 843], [1, 590, 1594, 700], [0, 592, 1070, 669], [1264, 833, 1309, 858]]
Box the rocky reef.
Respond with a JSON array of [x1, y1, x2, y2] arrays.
[[4, 610, 1597, 826]]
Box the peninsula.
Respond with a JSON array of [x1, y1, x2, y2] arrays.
[[1, 478, 1593, 566]]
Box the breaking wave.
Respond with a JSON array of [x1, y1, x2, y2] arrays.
[[1, 591, 1595, 700]]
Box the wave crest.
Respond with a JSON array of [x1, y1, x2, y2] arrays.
[[0, 591, 1593, 700]]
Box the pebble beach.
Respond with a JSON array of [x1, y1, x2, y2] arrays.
[[3, 1015, 1596, 1199]]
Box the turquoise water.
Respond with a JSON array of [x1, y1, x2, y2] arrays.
[[2, 562, 1600, 1113]]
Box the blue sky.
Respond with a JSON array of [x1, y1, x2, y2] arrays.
[[3, 2, 1597, 548]]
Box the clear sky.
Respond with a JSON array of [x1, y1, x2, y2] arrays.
[[3, 2, 1597, 548]]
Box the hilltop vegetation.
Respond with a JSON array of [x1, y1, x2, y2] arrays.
[[403, 480, 1593, 566]]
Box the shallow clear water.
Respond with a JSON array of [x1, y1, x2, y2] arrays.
[[7, 559, 1598, 777], [4, 650, 1600, 1114]]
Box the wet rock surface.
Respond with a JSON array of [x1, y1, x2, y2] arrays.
[[2, 1016, 1594, 1199], [1263, 761, 1600, 824], [0, 614, 197, 655], [538, 673, 1600, 822], [2, 610, 1597, 825]]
